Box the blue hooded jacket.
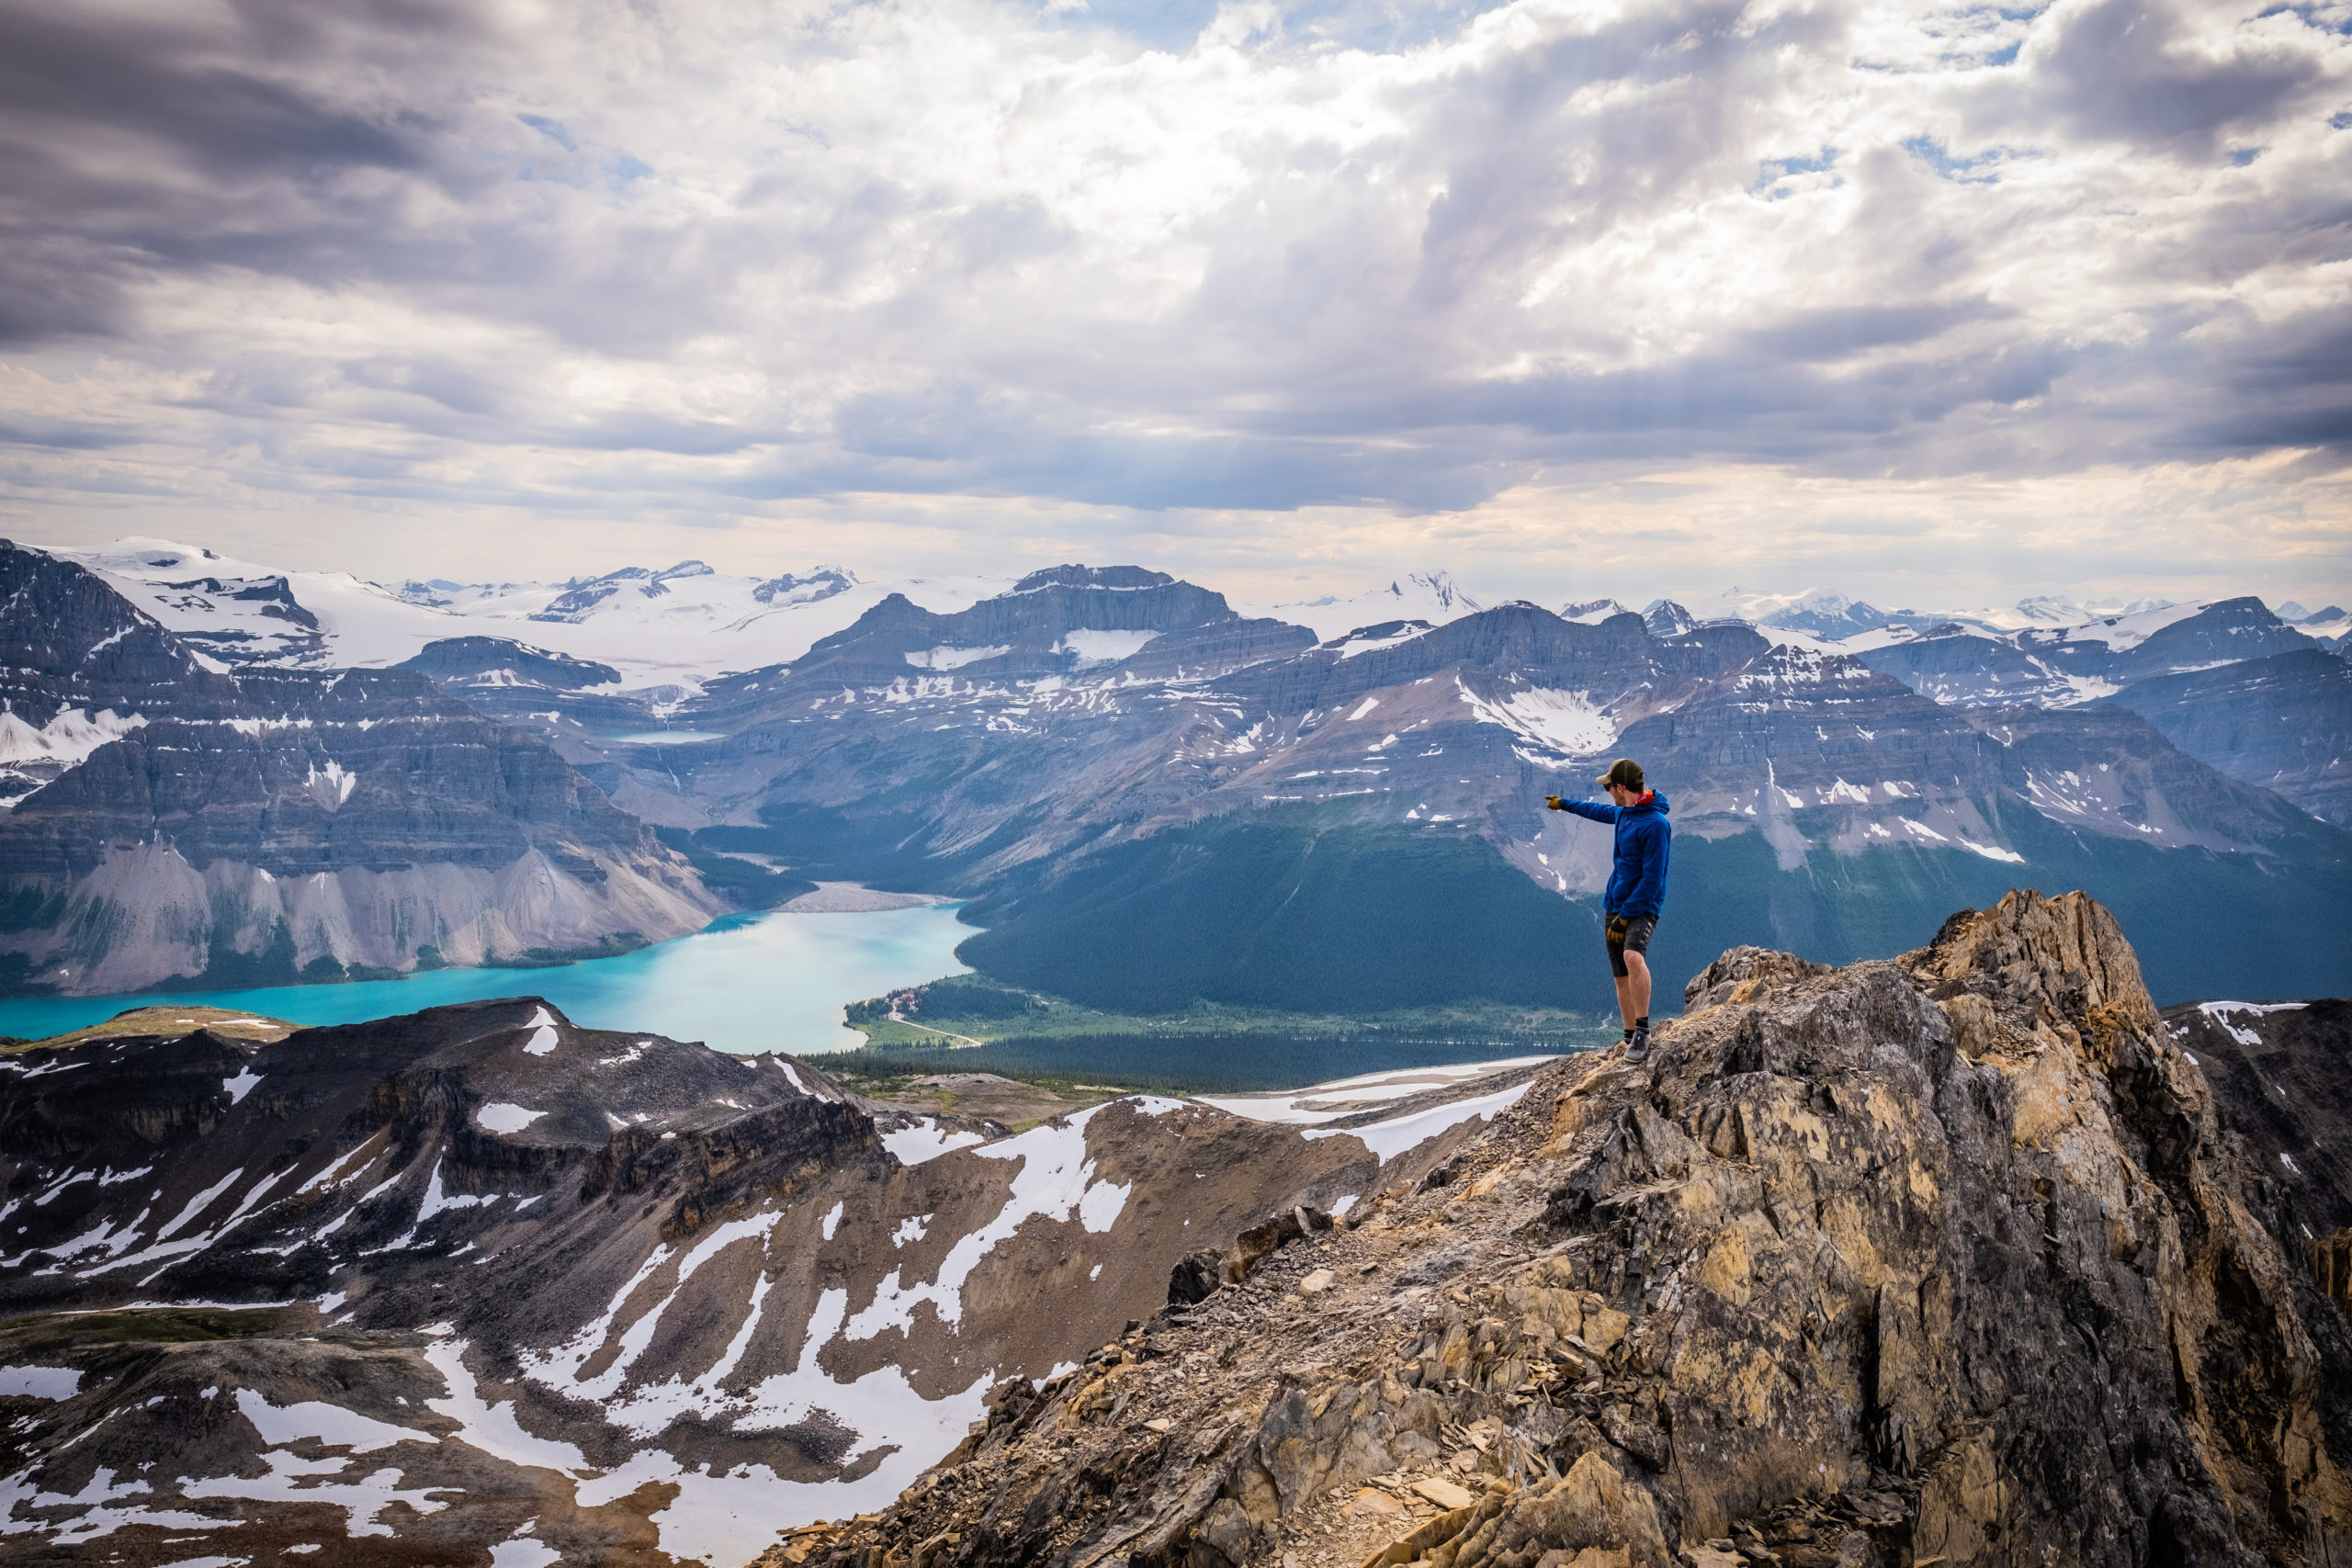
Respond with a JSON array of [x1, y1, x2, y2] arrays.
[[1558, 791, 1671, 919]]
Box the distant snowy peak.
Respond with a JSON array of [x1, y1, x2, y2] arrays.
[[1757, 594, 1902, 640], [1683, 586, 1894, 637], [2278, 602, 2346, 632], [1259, 571, 1484, 644], [1560, 598, 1631, 625], [753, 565, 857, 606], [1642, 600, 1695, 637], [1408, 570, 1478, 613], [1933, 595, 2178, 637], [2011, 599, 2214, 654], [1009, 564, 1176, 594], [533, 560, 719, 621], [65, 537, 235, 577], [1671, 586, 2201, 646], [2014, 592, 2176, 624], [61, 536, 381, 669]]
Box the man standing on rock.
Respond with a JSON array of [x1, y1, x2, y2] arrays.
[[1547, 758, 1671, 1063]]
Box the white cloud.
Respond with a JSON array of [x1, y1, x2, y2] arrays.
[[0, 0, 2345, 599]]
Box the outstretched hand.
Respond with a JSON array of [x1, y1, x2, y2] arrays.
[[1544, 795, 1563, 810]]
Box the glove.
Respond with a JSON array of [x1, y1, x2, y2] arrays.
[[1607, 914, 1630, 942], [1545, 795, 1564, 810]]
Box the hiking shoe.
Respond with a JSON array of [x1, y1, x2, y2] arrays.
[[1625, 1026, 1650, 1064]]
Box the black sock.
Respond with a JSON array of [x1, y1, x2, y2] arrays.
[[1635, 1016, 1649, 1030], [1622, 1025, 1634, 1038]]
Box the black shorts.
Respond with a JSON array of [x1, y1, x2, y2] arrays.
[[1607, 913, 1657, 978]]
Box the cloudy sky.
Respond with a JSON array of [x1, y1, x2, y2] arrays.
[[0, 0, 2346, 610]]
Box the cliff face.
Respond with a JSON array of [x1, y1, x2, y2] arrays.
[[2162, 997, 2352, 1317], [0, 542, 723, 993], [786, 892, 2352, 1568]]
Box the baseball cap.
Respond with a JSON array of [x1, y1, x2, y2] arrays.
[[1597, 758, 1645, 792]]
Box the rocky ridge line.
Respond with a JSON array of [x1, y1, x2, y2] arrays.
[[769, 891, 2352, 1568]]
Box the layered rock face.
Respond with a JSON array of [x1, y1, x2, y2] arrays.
[[0, 542, 722, 994], [2107, 649, 2352, 827], [787, 893, 2352, 1568]]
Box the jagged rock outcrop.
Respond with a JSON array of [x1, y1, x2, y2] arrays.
[[780, 892, 2352, 1568]]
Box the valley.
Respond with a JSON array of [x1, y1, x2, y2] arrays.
[[0, 534, 2346, 1083]]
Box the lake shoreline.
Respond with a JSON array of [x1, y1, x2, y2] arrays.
[[0, 899, 976, 1055]]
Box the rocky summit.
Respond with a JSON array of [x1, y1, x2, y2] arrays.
[[776, 892, 2352, 1568]]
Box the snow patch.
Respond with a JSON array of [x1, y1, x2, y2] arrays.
[[1200, 1059, 1554, 1124], [424, 1337, 593, 1474], [906, 645, 1012, 671], [232, 1388, 435, 1454], [880, 1119, 986, 1167], [2198, 1000, 2307, 1046], [1460, 684, 1616, 756], [1055, 629, 1159, 666], [156, 1168, 246, 1242], [0, 706, 147, 769], [1305, 1081, 1536, 1164], [302, 760, 356, 811], [843, 1106, 1133, 1340]]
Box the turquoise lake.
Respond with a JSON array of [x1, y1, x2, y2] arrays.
[[0, 903, 976, 1055]]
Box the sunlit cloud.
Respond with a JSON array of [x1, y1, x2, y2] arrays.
[[0, 0, 2346, 599]]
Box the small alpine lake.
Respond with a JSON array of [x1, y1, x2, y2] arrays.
[[0, 902, 977, 1054]]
